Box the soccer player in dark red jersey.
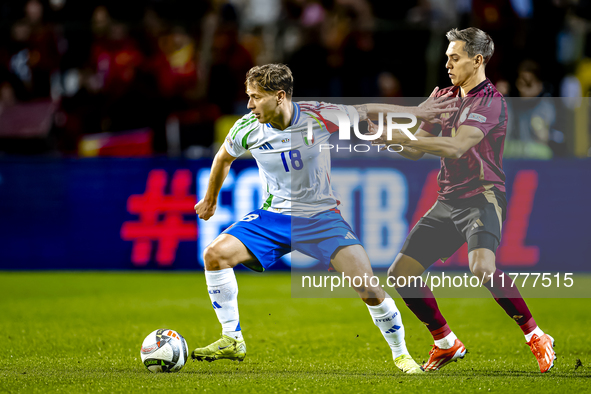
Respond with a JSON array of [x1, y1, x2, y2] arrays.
[[368, 27, 556, 373]]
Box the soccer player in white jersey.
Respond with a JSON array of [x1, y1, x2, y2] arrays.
[[192, 64, 451, 374]]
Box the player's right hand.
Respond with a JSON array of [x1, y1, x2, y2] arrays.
[[194, 199, 216, 221], [417, 87, 458, 123]]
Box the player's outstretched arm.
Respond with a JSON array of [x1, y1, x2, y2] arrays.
[[399, 125, 485, 159], [194, 145, 237, 221]]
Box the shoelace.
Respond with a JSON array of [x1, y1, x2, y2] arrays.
[[428, 344, 438, 356], [529, 335, 543, 357]]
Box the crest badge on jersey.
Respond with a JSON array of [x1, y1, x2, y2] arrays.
[[301, 129, 314, 146], [460, 106, 471, 123]]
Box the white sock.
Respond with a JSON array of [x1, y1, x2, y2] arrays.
[[205, 268, 243, 341], [434, 332, 457, 350], [366, 297, 409, 359], [525, 326, 544, 342]]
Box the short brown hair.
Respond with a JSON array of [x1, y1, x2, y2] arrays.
[[245, 64, 293, 97], [446, 27, 495, 65]]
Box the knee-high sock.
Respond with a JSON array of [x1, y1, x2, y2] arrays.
[[483, 269, 540, 339], [366, 296, 409, 358], [396, 283, 452, 342], [205, 268, 243, 340]]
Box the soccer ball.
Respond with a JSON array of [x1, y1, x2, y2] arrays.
[[140, 329, 189, 373]]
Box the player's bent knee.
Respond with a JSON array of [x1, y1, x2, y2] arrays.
[[468, 248, 496, 281], [203, 245, 221, 271], [203, 244, 233, 271]]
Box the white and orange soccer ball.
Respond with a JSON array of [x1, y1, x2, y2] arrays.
[[140, 329, 189, 372]]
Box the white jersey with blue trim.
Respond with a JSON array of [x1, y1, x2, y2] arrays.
[[224, 101, 358, 218]]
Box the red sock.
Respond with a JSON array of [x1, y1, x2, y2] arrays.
[[483, 269, 534, 331], [520, 317, 537, 336], [396, 283, 450, 340], [430, 324, 452, 340]]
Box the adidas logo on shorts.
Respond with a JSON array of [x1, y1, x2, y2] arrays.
[[344, 232, 357, 240]]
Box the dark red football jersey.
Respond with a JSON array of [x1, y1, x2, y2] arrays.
[[419, 79, 507, 200]]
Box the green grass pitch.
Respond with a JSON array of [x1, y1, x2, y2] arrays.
[[1, 272, 589, 393]]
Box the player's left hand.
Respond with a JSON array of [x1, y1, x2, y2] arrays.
[[417, 87, 458, 124]]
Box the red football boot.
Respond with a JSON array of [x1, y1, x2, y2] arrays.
[[422, 339, 467, 371]]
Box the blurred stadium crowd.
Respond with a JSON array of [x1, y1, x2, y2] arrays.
[[0, 0, 589, 158]]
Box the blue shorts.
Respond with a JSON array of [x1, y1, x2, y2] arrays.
[[222, 209, 361, 272]]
